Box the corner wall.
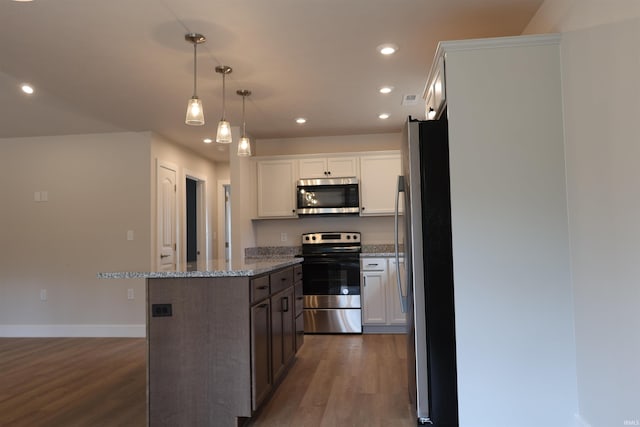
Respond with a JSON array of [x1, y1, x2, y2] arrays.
[[0, 132, 151, 337], [150, 133, 225, 265], [525, 2, 640, 426]]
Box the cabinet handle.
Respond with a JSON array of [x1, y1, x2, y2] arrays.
[[363, 277, 366, 287], [282, 297, 289, 312], [367, 263, 378, 267], [296, 296, 303, 300], [257, 285, 268, 290], [257, 303, 268, 309], [281, 277, 287, 282], [361, 206, 365, 211]]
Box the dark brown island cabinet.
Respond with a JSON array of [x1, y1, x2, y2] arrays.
[[147, 263, 303, 427]]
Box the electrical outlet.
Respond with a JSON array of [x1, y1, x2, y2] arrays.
[[127, 230, 134, 241], [40, 289, 47, 301], [127, 288, 134, 300], [280, 232, 288, 242]]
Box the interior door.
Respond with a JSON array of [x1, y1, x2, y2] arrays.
[[158, 164, 177, 271]]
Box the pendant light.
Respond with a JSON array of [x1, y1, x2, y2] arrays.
[[236, 89, 252, 157], [215, 65, 233, 143], [184, 33, 206, 126]]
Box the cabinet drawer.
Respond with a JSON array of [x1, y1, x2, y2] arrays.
[[361, 258, 386, 271], [271, 267, 294, 294], [251, 275, 270, 303], [294, 281, 304, 317], [294, 264, 303, 283]]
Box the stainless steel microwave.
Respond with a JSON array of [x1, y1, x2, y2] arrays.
[[296, 177, 360, 215]]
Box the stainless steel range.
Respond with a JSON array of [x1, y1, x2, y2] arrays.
[[301, 232, 362, 333]]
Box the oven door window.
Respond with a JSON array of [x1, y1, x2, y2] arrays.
[[302, 256, 360, 295]]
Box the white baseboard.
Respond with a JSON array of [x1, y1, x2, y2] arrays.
[[0, 324, 146, 338]]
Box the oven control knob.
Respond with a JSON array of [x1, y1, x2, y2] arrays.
[[346, 235, 351, 240], [353, 234, 358, 240], [304, 236, 309, 241], [312, 236, 316, 241]]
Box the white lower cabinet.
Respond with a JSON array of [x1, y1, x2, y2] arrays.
[[361, 257, 406, 332]]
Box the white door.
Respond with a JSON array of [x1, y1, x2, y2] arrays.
[[158, 164, 177, 271]]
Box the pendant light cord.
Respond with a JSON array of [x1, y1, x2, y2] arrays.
[[242, 95, 246, 136], [193, 42, 197, 96], [222, 73, 226, 120]]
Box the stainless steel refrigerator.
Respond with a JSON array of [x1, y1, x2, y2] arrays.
[[394, 116, 459, 426]]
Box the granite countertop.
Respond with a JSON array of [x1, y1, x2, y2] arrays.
[[98, 257, 302, 279], [360, 244, 401, 257]]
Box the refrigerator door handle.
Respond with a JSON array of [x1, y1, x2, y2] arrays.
[[394, 175, 408, 313]]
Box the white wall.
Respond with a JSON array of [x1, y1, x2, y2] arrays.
[[525, 3, 640, 426], [0, 132, 151, 337], [256, 132, 400, 156], [444, 37, 578, 426]]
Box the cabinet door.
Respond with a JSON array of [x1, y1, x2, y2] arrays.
[[281, 287, 295, 365], [251, 301, 272, 410], [299, 158, 327, 179], [271, 287, 295, 382], [424, 55, 446, 120], [362, 271, 386, 324], [327, 156, 358, 177], [359, 154, 401, 216], [257, 160, 297, 218], [386, 259, 407, 325]]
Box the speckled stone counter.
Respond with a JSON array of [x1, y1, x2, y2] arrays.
[[361, 244, 398, 257], [97, 257, 302, 279]]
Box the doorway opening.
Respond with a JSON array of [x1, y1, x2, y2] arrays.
[[185, 174, 208, 268], [186, 177, 197, 268]]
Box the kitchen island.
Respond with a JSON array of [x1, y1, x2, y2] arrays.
[[100, 258, 304, 427]]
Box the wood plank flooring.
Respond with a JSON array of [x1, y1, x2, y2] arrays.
[[0, 338, 146, 427], [0, 334, 413, 427], [250, 334, 414, 427]]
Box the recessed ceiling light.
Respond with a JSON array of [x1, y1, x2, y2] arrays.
[[377, 43, 398, 56], [20, 84, 34, 95], [203, 138, 213, 144], [379, 86, 393, 94], [12, 0, 34, 2], [295, 117, 307, 124], [378, 113, 390, 120]]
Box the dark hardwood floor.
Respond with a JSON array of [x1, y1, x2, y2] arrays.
[[0, 334, 413, 427]]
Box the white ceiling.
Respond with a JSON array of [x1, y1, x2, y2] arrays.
[[0, 0, 543, 162]]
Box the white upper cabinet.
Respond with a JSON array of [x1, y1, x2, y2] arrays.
[[424, 55, 446, 120], [359, 153, 401, 216], [256, 159, 298, 218], [298, 156, 358, 179]]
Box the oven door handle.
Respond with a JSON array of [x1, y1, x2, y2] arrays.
[[395, 175, 408, 313]]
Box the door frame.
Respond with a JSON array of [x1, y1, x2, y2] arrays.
[[184, 169, 209, 265], [217, 179, 231, 262]]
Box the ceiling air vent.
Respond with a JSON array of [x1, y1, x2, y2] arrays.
[[402, 94, 419, 106]]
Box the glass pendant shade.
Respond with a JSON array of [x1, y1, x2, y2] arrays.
[[237, 136, 251, 156], [185, 97, 204, 125], [215, 65, 233, 143], [216, 120, 232, 143], [184, 33, 206, 126]]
